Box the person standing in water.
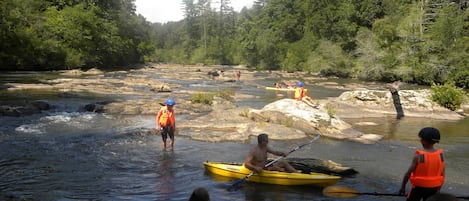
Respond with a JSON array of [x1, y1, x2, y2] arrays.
[[387, 81, 404, 119], [399, 127, 445, 201], [157, 98, 176, 150], [235, 70, 241, 82]]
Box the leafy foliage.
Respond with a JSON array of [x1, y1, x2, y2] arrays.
[[2, 0, 469, 90], [0, 0, 154, 70], [430, 82, 467, 111], [189, 89, 234, 105], [190, 91, 214, 105]]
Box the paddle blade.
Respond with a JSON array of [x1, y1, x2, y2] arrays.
[[323, 186, 404, 198], [227, 178, 247, 191], [322, 186, 360, 198]]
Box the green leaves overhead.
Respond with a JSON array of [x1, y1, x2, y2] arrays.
[[1, 0, 468, 89], [0, 0, 153, 70]]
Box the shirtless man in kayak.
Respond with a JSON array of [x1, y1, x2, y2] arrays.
[[244, 133, 296, 173]]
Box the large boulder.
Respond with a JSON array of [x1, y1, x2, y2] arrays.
[[177, 98, 382, 144], [250, 99, 383, 144], [333, 89, 464, 120]]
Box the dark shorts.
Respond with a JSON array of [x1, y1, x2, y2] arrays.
[[407, 186, 439, 201], [160, 126, 175, 141]]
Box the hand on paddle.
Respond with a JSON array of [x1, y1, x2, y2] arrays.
[[275, 151, 287, 157], [253, 166, 263, 173]]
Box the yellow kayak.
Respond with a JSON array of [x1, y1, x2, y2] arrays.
[[265, 87, 308, 92], [265, 86, 295, 91], [204, 162, 340, 187]]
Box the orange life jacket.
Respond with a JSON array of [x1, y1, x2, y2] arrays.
[[295, 87, 305, 100], [410, 149, 445, 188], [157, 106, 175, 127]]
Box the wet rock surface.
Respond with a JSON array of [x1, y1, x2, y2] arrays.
[[1, 64, 466, 144]]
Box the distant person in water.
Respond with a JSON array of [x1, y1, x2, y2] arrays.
[[189, 187, 210, 201], [235, 70, 241, 82], [387, 81, 404, 119], [243, 133, 296, 173], [157, 98, 176, 150], [399, 127, 445, 201], [294, 81, 317, 108]]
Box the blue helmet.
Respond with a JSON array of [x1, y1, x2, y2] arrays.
[[297, 82, 304, 87], [165, 98, 176, 106]]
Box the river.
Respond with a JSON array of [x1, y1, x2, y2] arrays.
[[0, 68, 468, 201]]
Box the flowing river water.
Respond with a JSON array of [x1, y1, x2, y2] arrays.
[[0, 68, 468, 201]]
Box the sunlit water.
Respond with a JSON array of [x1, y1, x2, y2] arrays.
[[1, 70, 468, 201]]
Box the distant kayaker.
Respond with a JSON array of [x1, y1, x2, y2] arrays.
[[399, 127, 445, 201], [275, 82, 282, 88], [243, 133, 296, 173], [295, 81, 317, 108], [157, 98, 176, 150]]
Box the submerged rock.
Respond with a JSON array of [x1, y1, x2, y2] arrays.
[[0, 100, 50, 116]]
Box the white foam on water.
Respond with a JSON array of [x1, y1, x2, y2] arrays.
[[14, 112, 99, 135], [15, 124, 43, 134]]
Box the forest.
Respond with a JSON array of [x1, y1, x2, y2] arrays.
[[1, 0, 468, 88]]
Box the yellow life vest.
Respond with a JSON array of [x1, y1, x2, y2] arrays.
[[295, 88, 305, 100]]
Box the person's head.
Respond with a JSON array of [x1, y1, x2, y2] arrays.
[[165, 98, 176, 108], [189, 187, 210, 201], [257, 133, 269, 145], [297, 81, 304, 87], [418, 127, 440, 144]]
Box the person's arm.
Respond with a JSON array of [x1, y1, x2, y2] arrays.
[[170, 111, 175, 129], [156, 109, 162, 128], [267, 146, 286, 157], [244, 149, 262, 173], [439, 152, 445, 191], [399, 154, 418, 195]]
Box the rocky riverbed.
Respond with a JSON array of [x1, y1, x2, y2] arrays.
[[1, 64, 467, 144]]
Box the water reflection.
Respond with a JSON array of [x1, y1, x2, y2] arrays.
[[156, 151, 175, 200]]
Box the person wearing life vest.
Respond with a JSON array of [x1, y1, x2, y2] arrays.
[[157, 98, 176, 150], [294, 81, 317, 108], [399, 127, 445, 201]]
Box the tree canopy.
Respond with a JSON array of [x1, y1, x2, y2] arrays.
[[1, 0, 468, 88]]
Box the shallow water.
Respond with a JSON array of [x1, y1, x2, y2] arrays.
[[1, 69, 468, 201]]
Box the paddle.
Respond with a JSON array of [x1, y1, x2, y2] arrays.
[[323, 186, 469, 200], [323, 186, 402, 198], [228, 134, 321, 190]]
